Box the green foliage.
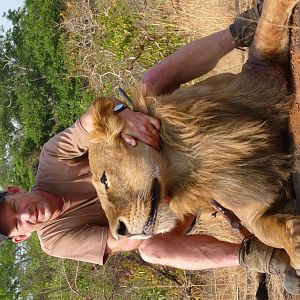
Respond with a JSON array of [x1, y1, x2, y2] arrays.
[[0, 242, 19, 299], [0, 0, 94, 188], [74, 0, 184, 95], [98, 5, 140, 62], [4, 234, 184, 299], [97, 2, 182, 67]]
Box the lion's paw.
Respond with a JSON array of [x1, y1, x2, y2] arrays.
[[286, 216, 300, 269]]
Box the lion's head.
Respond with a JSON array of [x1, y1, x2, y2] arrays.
[[89, 97, 177, 240]]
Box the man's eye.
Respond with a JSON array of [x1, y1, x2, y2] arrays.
[[100, 172, 109, 190]]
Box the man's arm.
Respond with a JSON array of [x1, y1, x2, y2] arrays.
[[142, 3, 264, 97], [105, 227, 241, 270], [138, 234, 240, 270], [142, 29, 235, 97]]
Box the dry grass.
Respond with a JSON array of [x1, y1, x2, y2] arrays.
[[164, 0, 249, 77], [60, 0, 247, 95], [60, 0, 186, 96], [60, 0, 300, 299]]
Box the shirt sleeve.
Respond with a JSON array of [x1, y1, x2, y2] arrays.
[[38, 224, 108, 265], [42, 119, 89, 159]]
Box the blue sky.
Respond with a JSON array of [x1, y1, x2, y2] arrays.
[[1, 0, 25, 32]]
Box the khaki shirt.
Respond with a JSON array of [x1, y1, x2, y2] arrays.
[[32, 120, 108, 264]]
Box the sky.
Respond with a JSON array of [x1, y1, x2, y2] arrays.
[[0, 0, 25, 32]]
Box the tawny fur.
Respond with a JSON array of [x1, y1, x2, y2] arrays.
[[141, 71, 292, 215], [89, 0, 300, 269]]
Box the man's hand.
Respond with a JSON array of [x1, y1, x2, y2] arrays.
[[119, 108, 160, 150], [229, 1, 263, 48], [105, 230, 142, 255], [80, 102, 160, 150]]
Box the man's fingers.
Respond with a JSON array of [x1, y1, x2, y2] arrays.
[[145, 123, 160, 140], [120, 110, 160, 150], [121, 133, 136, 147], [121, 132, 159, 150], [148, 116, 161, 131], [135, 131, 160, 150]]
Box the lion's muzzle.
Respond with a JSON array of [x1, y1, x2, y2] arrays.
[[115, 177, 161, 238]]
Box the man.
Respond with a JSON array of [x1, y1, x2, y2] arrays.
[[0, 2, 299, 294]]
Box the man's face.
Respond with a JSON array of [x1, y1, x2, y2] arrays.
[[0, 190, 55, 242]]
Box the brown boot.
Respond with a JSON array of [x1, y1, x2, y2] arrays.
[[229, 1, 264, 47], [239, 236, 300, 295]]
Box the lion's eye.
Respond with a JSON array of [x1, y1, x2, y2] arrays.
[[100, 172, 109, 190]]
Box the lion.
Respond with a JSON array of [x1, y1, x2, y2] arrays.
[[89, 0, 300, 269]]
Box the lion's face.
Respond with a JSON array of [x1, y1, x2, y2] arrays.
[[89, 98, 177, 240]]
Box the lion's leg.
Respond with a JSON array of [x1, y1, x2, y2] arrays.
[[249, 0, 297, 66], [250, 214, 300, 269]]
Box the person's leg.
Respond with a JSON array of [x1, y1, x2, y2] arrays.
[[240, 236, 300, 295]]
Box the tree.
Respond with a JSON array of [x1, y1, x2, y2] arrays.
[[0, 0, 93, 189]]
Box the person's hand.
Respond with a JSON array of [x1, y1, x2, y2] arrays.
[[105, 230, 142, 255], [119, 108, 160, 150], [229, 1, 263, 48]]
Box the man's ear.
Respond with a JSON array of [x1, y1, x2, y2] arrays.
[[6, 186, 26, 194], [11, 233, 31, 243]]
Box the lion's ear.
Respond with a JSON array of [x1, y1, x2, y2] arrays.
[[90, 97, 124, 143]]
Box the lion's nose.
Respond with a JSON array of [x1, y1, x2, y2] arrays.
[[117, 220, 129, 237]]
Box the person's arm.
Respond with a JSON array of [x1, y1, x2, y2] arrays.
[[142, 3, 264, 97], [137, 212, 240, 270], [138, 234, 240, 270], [142, 29, 235, 97]]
